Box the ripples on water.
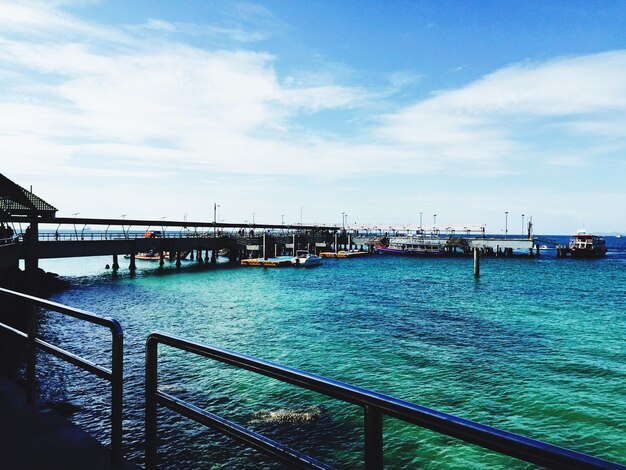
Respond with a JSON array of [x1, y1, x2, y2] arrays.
[[26, 237, 626, 468]]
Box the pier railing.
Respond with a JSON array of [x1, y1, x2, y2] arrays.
[[0, 288, 123, 466], [145, 332, 622, 469]]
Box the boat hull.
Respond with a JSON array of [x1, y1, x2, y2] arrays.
[[375, 246, 445, 256]]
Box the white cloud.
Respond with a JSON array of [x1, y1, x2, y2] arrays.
[[1, 2, 625, 231]]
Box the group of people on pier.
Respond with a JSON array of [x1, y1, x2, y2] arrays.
[[0, 223, 15, 243]]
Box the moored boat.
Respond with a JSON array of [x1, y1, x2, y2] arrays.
[[375, 236, 446, 256], [291, 250, 322, 267], [568, 230, 607, 258]]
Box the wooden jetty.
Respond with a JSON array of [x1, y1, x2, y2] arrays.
[[240, 257, 292, 267], [319, 250, 369, 258]]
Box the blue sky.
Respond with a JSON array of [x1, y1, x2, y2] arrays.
[[1, 0, 625, 233]]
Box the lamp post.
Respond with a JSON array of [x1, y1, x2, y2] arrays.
[[521, 214, 525, 238], [300, 207, 303, 225], [342, 212, 345, 230], [71, 212, 79, 239], [281, 214, 285, 225], [433, 214, 437, 227], [252, 212, 255, 225], [505, 211, 509, 238], [344, 213, 348, 230], [419, 212, 423, 231], [213, 203, 220, 237]]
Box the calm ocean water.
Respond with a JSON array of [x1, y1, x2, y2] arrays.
[[32, 235, 625, 468]]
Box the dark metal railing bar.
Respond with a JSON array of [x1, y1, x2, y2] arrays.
[[0, 288, 123, 466], [0, 288, 117, 329], [364, 406, 383, 470], [154, 391, 331, 470], [33, 337, 112, 380], [0, 321, 27, 338], [146, 332, 625, 470]]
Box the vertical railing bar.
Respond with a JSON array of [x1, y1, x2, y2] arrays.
[[110, 321, 124, 467], [26, 304, 36, 404], [145, 337, 158, 470], [364, 405, 383, 470]]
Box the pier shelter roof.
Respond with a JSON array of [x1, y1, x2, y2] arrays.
[[0, 174, 57, 221]]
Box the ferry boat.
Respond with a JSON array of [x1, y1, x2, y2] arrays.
[[568, 230, 607, 258], [375, 236, 446, 256]]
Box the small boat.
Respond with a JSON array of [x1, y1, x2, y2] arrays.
[[568, 230, 607, 258], [125, 250, 168, 260], [291, 250, 322, 267]]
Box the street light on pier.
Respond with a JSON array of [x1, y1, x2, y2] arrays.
[[252, 213, 255, 225], [71, 212, 79, 238], [344, 213, 348, 230], [281, 214, 285, 225], [341, 212, 345, 230], [433, 214, 437, 227], [214, 203, 220, 237], [521, 214, 525, 238], [505, 211, 509, 238], [419, 212, 423, 231]]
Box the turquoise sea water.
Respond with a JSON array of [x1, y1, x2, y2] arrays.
[[31, 237, 626, 468]]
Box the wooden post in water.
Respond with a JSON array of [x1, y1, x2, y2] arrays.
[[334, 232, 338, 253], [263, 233, 268, 260], [112, 254, 119, 271], [159, 251, 164, 268], [129, 253, 136, 273], [176, 251, 181, 268], [473, 248, 480, 278]]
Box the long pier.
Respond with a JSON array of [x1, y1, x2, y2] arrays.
[[2, 213, 543, 283]]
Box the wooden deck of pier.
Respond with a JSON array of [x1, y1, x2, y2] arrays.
[[240, 257, 293, 267], [319, 250, 369, 258], [0, 374, 138, 470]]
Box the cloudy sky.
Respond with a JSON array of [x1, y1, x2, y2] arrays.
[[1, 0, 625, 233]]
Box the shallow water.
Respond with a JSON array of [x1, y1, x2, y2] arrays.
[[30, 236, 626, 468]]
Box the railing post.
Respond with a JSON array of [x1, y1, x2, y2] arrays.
[[364, 405, 383, 470], [26, 305, 36, 404], [110, 321, 124, 466], [145, 337, 158, 470]]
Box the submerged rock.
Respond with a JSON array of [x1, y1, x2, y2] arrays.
[[251, 406, 323, 424]]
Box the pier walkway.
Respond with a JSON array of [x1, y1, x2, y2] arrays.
[[0, 374, 137, 470]]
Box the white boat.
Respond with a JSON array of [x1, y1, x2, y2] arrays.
[[291, 250, 322, 267]]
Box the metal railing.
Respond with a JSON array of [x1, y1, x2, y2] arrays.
[[145, 332, 624, 469], [0, 288, 123, 466]]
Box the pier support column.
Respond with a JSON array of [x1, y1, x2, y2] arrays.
[[292, 234, 297, 255], [536, 244, 540, 256], [211, 249, 217, 264], [24, 219, 39, 286], [197, 249, 202, 263], [129, 253, 136, 274], [176, 251, 181, 268], [159, 251, 165, 268], [334, 233, 338, 253], [112, 254, 119, 271], [474, 248, 480, 278]]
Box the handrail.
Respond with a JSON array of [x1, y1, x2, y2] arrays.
[[0, 288, 123, 466], [146, 332, 624, 469]]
